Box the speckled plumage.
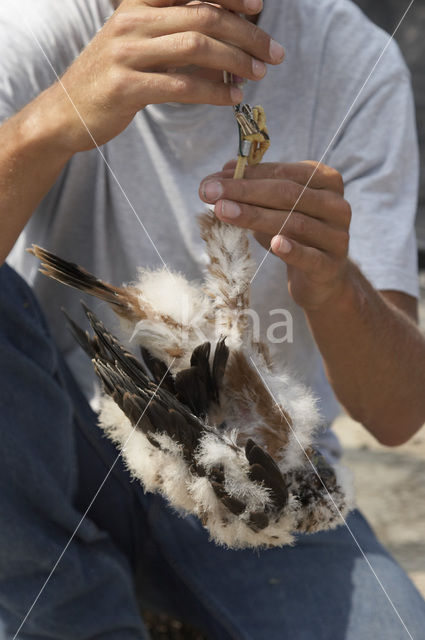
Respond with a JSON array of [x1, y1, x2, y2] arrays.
[[28, 214, 354, 548]]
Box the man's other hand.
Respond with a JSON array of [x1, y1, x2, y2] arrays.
[[200, 160, 352, 312]]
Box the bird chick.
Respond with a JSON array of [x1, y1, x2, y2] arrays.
[[28, 209, 354, 549]]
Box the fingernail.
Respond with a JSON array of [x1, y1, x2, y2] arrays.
[[218, 200, 241, 219], [230, 86, 243, 104], [252, 58, 267, 79], [270, 39, 285, 63], [202, 181, 223, 202], [272, 235, 291, 253], [244, 0, 263, 12]]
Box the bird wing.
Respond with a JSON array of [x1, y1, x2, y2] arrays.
[[65, 306, 295, 544], [28, 244, 352, 547], [28, 244, 146, 322]]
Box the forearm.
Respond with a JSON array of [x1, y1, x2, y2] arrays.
[[305, 261, 425, 445], [0, 86, 73, 264], [0, 0, 279, 266]]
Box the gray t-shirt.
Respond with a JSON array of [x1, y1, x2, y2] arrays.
[[1, 0, 419, 462]]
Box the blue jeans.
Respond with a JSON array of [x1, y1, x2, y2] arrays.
[[1, 262, 424, 640]]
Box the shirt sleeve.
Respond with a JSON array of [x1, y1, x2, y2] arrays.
[[0, 0, 106, 125], [0, 4, 55, 123], [310, 0, 419, 298]]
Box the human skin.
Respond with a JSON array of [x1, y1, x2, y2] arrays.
[[0, 0, 279, 264], [0, 0, 423, 445], [199, 161, 425, 445]]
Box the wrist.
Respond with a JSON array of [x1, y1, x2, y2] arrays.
[[305, 261, 364, 320], [18, 84, 79, 161]]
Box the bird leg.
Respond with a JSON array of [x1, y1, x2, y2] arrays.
[[199, 104, 271, 345]]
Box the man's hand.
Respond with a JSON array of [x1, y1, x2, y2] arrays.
[[199, 160, 352, 311], [51, 0, 284, 153], [200, 159, 425, 445]]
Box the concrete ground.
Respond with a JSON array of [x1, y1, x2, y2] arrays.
[[331, 271, 425, 598]]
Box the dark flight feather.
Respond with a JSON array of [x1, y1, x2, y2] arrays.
[[27, 245, 139, 317], [247, 511, 269, 532], [27, 221, 351, 547], [246, 439, 289, 511], [62, 306, 293, 527], [140, 346, 176, 394]]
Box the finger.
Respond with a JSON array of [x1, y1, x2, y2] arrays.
[[200, 178, 350, 225], [210, 162, 344, 193], [121, 33, 267, 82], [197, 159, 235, 181], [142, 0, 263, 15], [270, 235, 335, 277], [129, 3, 284, 65], [281, 212, 349, 257], [252, 230, 271, 251], [214, 201, 349, 255], [128, 70, 243, 105], [222, 158, 237, 170]]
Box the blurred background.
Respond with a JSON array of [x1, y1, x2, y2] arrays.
[[353, 0, 425, 258]]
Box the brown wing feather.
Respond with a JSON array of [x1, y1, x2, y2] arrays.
[[225, 351, 292, 457], [27, 245, 144, 322], [65, 307, 290, 529]]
